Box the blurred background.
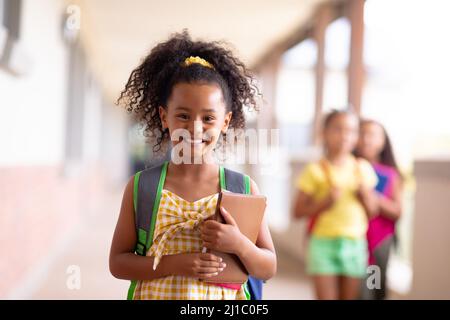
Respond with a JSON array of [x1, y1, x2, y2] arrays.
[[1, 0, 449, 299]]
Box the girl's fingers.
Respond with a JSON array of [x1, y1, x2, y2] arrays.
[[201, 234, 215, 242], [219, 206, 238, 226], [199, 260, 226, 269], [203, 220, 221, 230], [200, 229, 214, 237], [197, 266, 225, 274], [201, 229, 220, 242], [198, 272, 219, 279], [200, 253, 222, 262]]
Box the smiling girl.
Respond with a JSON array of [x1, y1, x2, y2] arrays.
[[109, 31, 277, 300]]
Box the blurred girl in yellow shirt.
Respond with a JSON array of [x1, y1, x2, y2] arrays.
[[292, 110, 378, 300]]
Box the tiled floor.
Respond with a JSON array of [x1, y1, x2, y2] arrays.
[[264, 249, 314, 300]]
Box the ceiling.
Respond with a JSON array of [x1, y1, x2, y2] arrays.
[[74, 0, 326, 102]]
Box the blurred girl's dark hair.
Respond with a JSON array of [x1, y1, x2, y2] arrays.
[[356, 119, 402, 177], [323, 108, 358, 129]]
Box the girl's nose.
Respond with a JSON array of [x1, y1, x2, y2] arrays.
[[188, 119, 204, 138]]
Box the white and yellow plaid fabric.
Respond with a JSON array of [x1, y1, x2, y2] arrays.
[[133, 189, 247, 300]]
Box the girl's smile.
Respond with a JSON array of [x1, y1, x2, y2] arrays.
[[159, 82, 232, 161]]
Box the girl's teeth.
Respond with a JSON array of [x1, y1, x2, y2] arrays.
[[185, 138, 203, 144]]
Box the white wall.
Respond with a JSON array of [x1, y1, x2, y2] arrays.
[[0, 0, 68, 166]]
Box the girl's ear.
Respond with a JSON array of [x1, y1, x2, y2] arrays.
[[222, 111, 232, 134], [159, 106, 168, 130]]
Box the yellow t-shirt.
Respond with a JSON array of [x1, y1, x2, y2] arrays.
[[295, 156, 378, 239]]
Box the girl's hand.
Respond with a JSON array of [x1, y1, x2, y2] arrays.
[[323, 187, 341, 210], [177, 252, 226, 280], [355, 185, 371, 203], [200, 206, 245, 255]]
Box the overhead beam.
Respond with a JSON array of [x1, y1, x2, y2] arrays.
[[312, 5, 333, 144]]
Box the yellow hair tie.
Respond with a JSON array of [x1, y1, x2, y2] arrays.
[[183, 56, 215, 70]]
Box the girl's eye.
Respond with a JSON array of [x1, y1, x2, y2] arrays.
[[204, 116, 215, 122], [177, 114, 189, 120]]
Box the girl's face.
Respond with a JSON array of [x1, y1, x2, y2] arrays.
[[159, 82, 232, 161], [323, 113, 359, 155], [357, 122, 386, 162]]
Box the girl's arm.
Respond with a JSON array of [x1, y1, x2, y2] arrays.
[[377, 177, 402, 221], [200, 179, 277, 281], [356, 186, 379, 219], [109, 177, 225, 281], [234, 179, 277, 280], [292, 188, 339, 219]]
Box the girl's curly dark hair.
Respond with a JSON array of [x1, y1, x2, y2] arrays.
[[117, 29, 260, 153]]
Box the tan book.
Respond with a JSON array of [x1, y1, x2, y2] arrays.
[[203, 190, 267, 284]]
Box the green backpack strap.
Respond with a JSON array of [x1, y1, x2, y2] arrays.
[[220, 166, 250, 194], [221, 166, 255, 300], [133, 161, 168, 256], [127, 160, 168, 300]]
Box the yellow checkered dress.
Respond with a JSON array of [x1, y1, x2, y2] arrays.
[[132, 189, 247, 300]]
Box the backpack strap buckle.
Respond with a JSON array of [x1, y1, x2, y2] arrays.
[[135, 241, 146, 256]]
